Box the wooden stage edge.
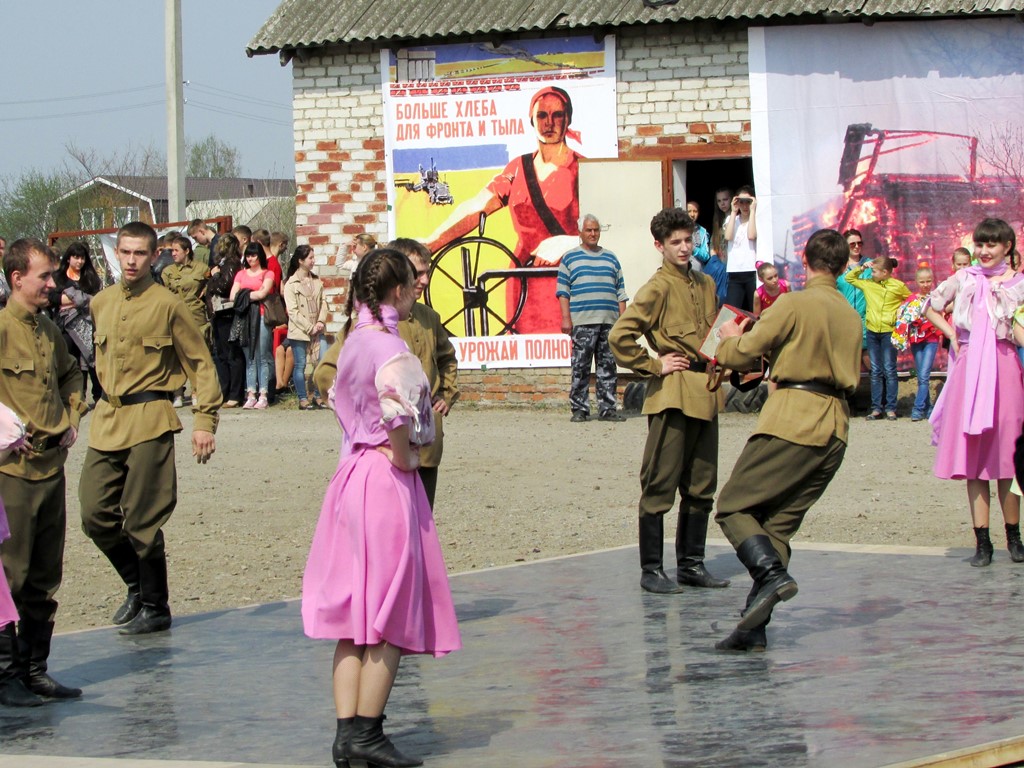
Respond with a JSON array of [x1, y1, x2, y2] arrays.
[[883, 733, 1024, 768]]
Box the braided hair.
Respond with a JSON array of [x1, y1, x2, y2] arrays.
[[341, 247, 415, 337]]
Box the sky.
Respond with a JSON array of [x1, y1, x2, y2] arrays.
[[0, 0, 294, 181]]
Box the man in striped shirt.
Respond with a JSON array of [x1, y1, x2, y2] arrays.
[[556, 214, 629, 422]]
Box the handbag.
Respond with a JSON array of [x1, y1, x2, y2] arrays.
[[262, 292, 288, 328]]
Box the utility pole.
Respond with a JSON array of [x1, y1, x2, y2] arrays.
[[166, 0, 186, 221]]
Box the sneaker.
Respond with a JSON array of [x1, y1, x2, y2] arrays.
[[242, 394, 257, 410], [598, 411, 627, 422], [886, 411, 898, 421], [254, 394, 269, 410], [866, 411, 882, 421], [570, 412, 589, 423], [910, 413, 923, 422], [222, 400, 239, 409]]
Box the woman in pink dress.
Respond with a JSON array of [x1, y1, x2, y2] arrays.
[[302, 248, 460, 768], [925, 218, 1024, 567], [0, 401, 25, 700]]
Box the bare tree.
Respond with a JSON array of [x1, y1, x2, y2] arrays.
[[977, 122, 1024, 183]]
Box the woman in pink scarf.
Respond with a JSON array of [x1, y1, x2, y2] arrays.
[[925, 218, 1024, 567]]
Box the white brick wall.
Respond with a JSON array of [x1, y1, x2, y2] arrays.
[[290, 23, 752, 330]]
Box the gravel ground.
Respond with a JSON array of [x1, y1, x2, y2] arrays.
[[55, 400, 979, 632]]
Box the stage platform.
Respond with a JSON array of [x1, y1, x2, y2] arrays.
[[2, 542, 1024, 768]]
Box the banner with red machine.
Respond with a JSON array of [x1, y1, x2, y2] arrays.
[[749, 19, 1024, 291]]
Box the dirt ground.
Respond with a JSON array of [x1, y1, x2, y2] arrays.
[[56, 399, 978, 632]]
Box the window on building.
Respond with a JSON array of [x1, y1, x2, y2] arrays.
[[81, 208, 104, 231], [113, 206, 140, 227]]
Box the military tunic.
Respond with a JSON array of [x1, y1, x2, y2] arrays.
[[714, 274, 862, 562], [610, 262, 720, 516], [0, 299, 85, 625], [162, 259, 210, 336], [80, 272, 222, 556]]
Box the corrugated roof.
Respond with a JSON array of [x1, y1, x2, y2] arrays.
[[247, 0, 1024, 54], [106, 176, 295, 202]]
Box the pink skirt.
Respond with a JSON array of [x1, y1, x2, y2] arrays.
[[301, 448, 461, 657], [932, 341, 1024, 481], [0, 500, 18, 629]]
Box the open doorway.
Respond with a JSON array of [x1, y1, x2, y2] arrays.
[[671, 157, 754, 236]]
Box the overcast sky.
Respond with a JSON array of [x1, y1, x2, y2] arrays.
[[0, 0, 294, 180]]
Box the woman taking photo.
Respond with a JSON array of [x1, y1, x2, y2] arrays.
[[302, 248, 460, 768], [206, 234, 246, 407], [283, 245, 327, 410], [230, 243, 275, 410], [51, 241, 102, 403]]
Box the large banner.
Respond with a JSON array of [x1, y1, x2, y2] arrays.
[[381, 36, 618, 368], [749, 19, 1024, 291]]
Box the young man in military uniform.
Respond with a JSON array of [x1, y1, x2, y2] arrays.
[[79, 222, 222, 636], [0, 238, 87, 705], [713, 228, 862, 652], [314, 238, 459, 507], [609, 208, 730, 594]]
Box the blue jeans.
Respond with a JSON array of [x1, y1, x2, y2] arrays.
[[291, 339, 324, 402], [243, 321, 273, 395], [910, 341, 938, 418], [866, 330, 898, 413]]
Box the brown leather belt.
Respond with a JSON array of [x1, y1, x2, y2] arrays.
[[100, 391, 174, 407], [777, 381, 846, 399]]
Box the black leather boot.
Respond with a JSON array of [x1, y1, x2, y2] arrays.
[[639, 515, 683, 594], [0, 624, 43, 707], [348, 714, 423, 768], [734, 535, 798, 631], [21, 619, 81, 699], [716, 584, 767, 652], [971, 527, 994, 567], [119, 553, 172, 635], [1006, 524, 1024, 563], [675, 510, 730, 588], [100, 540, 142, 625], [333, 716, 354, 768]]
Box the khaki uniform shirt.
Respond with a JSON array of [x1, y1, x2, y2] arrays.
[[609, 262, 719, 421], [88, 273, 222, 451], [314, 302, 459, 467], [162, 259, 210, 330], [192, 244, 210, 267], [715, 275, 862, 446], [0, 300, 86, 480]]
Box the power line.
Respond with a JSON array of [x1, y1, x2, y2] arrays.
[[0, 100, 165, 123], [186, 99, 292, 127], [187, 81, 291, 111], [0, 83, 163, 107]]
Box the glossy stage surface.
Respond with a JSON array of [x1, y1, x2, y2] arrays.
[[2, 542, 1023, 768]]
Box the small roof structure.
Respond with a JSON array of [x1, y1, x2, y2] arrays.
[[247, 0, 1024, 55]]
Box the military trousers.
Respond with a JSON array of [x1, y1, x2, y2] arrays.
[[639, 409, 718, 518], [0, 471, 66, 625], [716, 434, 847, 566], [79, 433, 177, 559]]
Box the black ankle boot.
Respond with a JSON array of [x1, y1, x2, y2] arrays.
[[0, 625, 43, 707], [21, 619, 82, 699], [333, 717, 354, 768], [715, 626, 767, 652], [348, 714, 422, 768], [639, 515, 683, 594], [1006, 524, 1024, 563], [971, 527, 994, 567], [100, 540, 142, 625], [675, 510, 730, 588], [119, 553, 172, 635], [734, 535, 797, 631]]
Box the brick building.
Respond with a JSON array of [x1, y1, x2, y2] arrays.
[[247, 1, 1023, 404]]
